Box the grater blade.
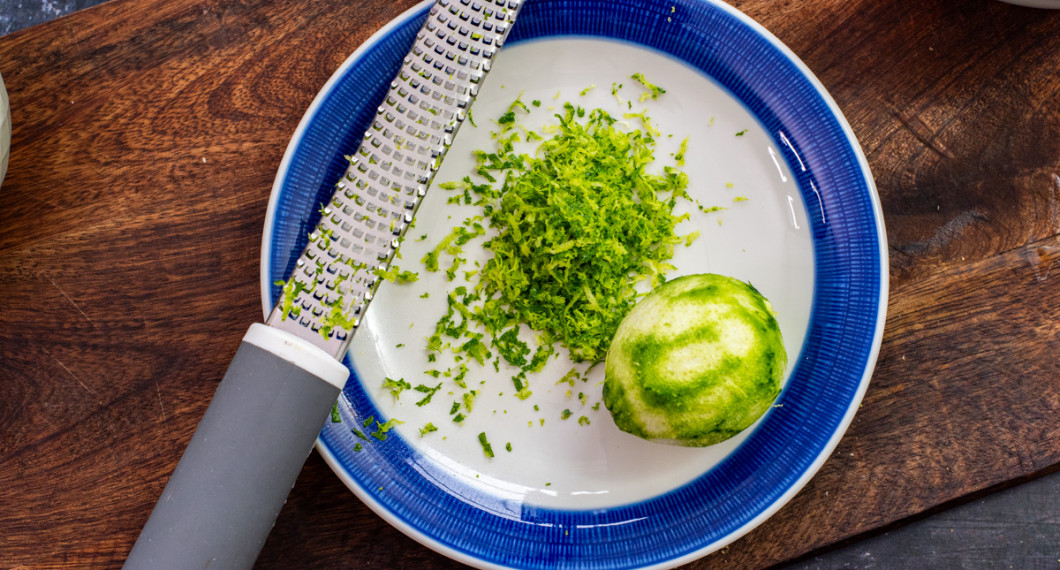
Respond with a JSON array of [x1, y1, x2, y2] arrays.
[[266, 0, 524, 359]]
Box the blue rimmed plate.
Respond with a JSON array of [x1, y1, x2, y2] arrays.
[[261, 0, 887, 567]]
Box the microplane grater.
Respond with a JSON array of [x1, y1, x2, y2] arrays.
[[124, 3, 523, 566], [267, 0, 524, 359]]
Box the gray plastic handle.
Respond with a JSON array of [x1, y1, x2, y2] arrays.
[[124, 324, 348, 570]]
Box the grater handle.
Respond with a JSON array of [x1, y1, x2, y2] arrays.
[[124, 323, 349, 570]]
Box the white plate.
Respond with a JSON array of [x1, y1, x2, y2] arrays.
[[349, 36, 814, 510], [261, 1, 887, 567]]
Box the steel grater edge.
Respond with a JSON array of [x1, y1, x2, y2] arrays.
[[266, 0, 524, 359]]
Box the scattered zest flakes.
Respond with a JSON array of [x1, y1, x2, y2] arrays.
[[414, 382, 443, 406], [370, 418, 404, 441], [383, 377, 412, 399], [374, 265, 419, 284], [478, 432, 495, 458], [631, 72, 667, 101], [674, 136, 688, 166]]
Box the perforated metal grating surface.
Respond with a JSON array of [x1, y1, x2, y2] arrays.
[[266, 0, 523, 358]]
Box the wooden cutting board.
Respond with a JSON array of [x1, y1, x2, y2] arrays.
[[1, 0, 1058, 567]]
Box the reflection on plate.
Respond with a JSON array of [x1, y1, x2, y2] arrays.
[[261, 0, 887, 568]]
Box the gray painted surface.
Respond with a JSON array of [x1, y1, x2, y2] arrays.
[[784, 473, 1060, 569], [1, 0, 105, 36]]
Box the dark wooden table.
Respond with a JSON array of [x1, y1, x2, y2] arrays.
[[2, 0, 1059, 568]]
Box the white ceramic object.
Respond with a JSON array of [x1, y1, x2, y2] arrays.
[[0, 72, 9, 188], [345, 37, 815, 511], [260, 0, 888, 566]]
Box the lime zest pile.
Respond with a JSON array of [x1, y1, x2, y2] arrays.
[[399, 75, 696, 446], [427, 96, 691, 372], [344, 74, 711, 454]]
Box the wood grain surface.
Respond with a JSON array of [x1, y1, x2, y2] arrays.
[[1, 0, 1058, 568]]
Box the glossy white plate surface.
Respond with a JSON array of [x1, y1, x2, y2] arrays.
[[262, 1, 886, 567]]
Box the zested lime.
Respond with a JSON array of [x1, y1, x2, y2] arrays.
[[603, 273, 786, 447]]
